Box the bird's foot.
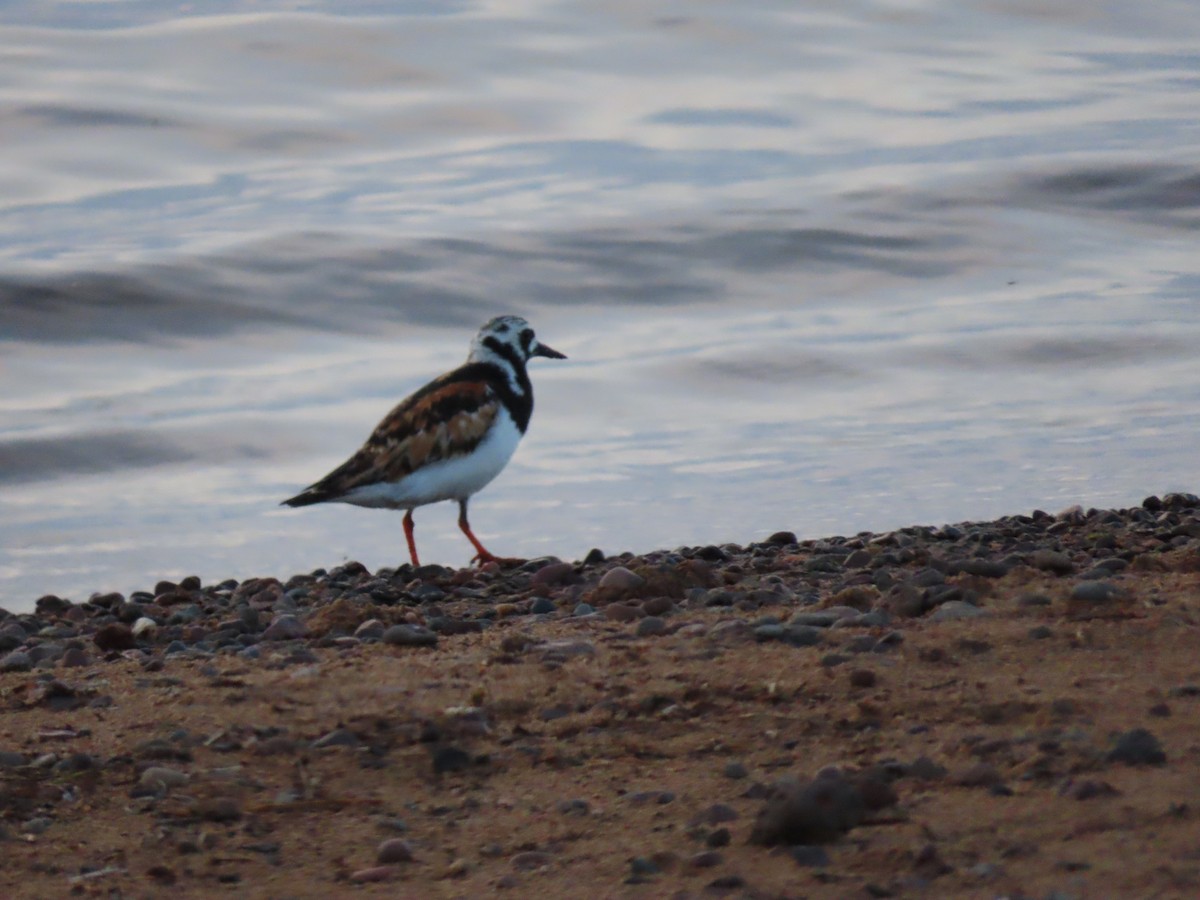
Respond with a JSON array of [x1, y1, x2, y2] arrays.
[[472, 552, 525, 568]]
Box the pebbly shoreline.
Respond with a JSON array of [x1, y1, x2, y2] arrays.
[[3, 492, 1197, 674], [2, 492, 1199, 897]]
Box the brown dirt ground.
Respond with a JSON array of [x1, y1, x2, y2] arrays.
[[2, 567, 1200, 899]]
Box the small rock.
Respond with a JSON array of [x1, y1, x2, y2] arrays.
[[312, 728, 359, 749], [598, 566, 645, 593], [1031, 550, 1075, 575], [604, 603, 640, 623], [138, 766, 188, 792], [706, 828, 731, 848], [431, 745, 472, 774], [572, 603, 596, 617], [35, 595, 71, 616], [131, 617, 158, 639], [529, 597, 556, 615], [749, 774, 865, 845], [538, 640, 595, 660], [93, 623, 136, 652], [724, 761, 749, 780], [958, 559, 1010, 578], [353, 619, 386, 640], [350, 865, 401, 883], [636, 616, 667, 637], [0, 651, 33, 673], [376, 838, 414, 864], [691, 803, 738, 826], [531, 561, 578, 587], [687, 851, 722, 869], [60, 648, 91, 667], [261, 615, 306, 641], [382, 625, 438, 648], [1106, 728, 1166, 766], [21, 817, 52, 835], [928, 600, 986, 622]]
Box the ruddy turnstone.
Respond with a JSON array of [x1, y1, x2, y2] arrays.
[[282, 315, 565, 566]]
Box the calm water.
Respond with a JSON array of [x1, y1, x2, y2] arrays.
[[2, 1, 1199, 611]]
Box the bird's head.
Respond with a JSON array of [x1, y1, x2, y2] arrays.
[[470, 315, 566, 366]]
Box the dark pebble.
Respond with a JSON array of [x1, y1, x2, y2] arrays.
[[529, 597, 556, 615], [749, 775, 865, 845], [93, 623, 136, 652], [724, 761, 748, 780], [642, 596, 674, 616], [431, 745, 472, 774], [628, 790, 675, 805], [557, 799, 590, 816], [382, 625, 438, 648], [0, 651, 33, 673], [376, 838, 414, 864], [957, 559, 1010, 578], [1017, 592, 1053, 608], [1031, 549, 1075, 575], [636, 616, 667, 637], [687, 851, 722, 869], [1106, 728, 1166, 766], [907, 756, 948, 780], [1028, 626, 1053, 640], [706, 827, 731, 848], [628, 856, 659, 876], [530, 562, 578, 587]]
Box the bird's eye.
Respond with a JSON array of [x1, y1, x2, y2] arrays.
[[520, 330, 533, 348]]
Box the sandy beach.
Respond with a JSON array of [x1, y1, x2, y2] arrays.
[[2, 494, 1198, 899]]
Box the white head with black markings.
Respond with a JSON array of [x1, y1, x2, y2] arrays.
[[468, 315, 566, 371]]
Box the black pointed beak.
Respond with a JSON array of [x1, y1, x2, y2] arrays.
[[533, 342, 566, 360]]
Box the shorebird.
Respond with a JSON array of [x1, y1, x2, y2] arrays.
[[282, 315, 565, 566]]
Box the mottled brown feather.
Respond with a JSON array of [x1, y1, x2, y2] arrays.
[[300, 375, 498, 500]]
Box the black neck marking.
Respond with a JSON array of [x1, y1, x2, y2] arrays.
[[467, 350, 534, 433]]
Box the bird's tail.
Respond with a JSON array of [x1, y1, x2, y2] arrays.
[[280, 486, 331, 507]]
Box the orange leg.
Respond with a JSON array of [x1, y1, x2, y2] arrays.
[[457, 499, 497, 564], [403, 509, 420, 567]]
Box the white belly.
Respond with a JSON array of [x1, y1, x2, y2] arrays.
[[340, 408, 523, 510]]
